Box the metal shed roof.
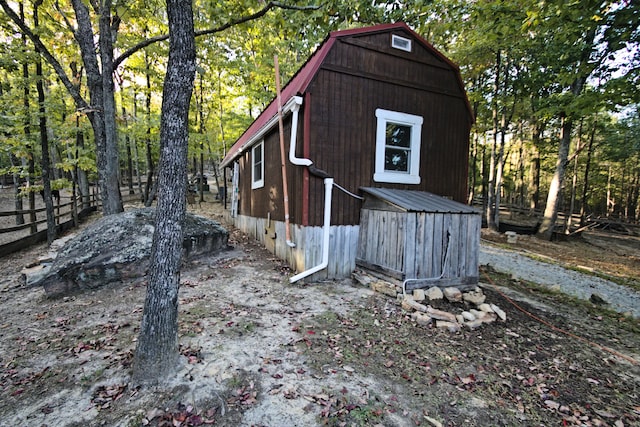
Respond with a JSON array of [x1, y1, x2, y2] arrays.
[[360, 188, 479, 214]]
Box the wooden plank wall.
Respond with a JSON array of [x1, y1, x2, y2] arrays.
[[231, 214, 359, 280], [357, 209, 481, 285]]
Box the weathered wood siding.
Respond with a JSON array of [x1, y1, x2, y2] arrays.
[[357, 209, 480, 288], [228, 213, 359, 280]]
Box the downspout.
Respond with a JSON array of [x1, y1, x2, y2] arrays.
[[286, 94, 336, 283], [290, 177, 333, 283], [288, 97, 311, 167]]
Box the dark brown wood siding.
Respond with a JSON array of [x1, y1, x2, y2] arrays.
[[236, 114, 307, 224], [302, 36, 470, 226], [236, 29, 471, 228]]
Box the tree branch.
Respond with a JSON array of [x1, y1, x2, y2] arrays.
[[0, 0, 89, 111], [113, 1, 320, 68]]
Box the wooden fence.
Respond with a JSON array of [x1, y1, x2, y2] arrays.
[[0, 189, 100, 258]]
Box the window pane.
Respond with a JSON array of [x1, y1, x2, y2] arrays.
[[385, 147, 409, 172], [254, 163, 262, 181], [386, 123, 411, 147]]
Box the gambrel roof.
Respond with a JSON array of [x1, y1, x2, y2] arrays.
[[220, 22, 472, 168]]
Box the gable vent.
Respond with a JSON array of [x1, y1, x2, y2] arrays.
[[391, 34, 412, 52]]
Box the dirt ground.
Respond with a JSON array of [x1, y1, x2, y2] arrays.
[[0, 199, 639, 427]]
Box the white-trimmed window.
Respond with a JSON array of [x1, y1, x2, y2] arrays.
[[251, 141, 264, 189], [374, 109, 423, 184]]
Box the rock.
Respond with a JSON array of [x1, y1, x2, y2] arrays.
[[423, 415, 443, 427], [371, 281, 398, 297], [478, 303, 494, 313], [415, 312, 432, 326], [464, 319, 484, 330], [22, 264, 51, 286], [425, 286, 443, 301], [412, 289, 426, 301], [461, 311, 476, 321], [455, 314, 464, 324], [469, 309, 485, 319], [590, 293, 608, 305], [351, 270, 373, 286], [435, 320, 460, 332], [401, 297, 428, 313], [490, 304, 507, 321], [425, 306, 457, 322], [480, 313, 497, 324], [33, 208, 229, 297], [443, 287, 462, 302], [463, 289, 486, 305]]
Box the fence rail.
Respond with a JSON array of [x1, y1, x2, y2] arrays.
[[0, 188, 101, 258]]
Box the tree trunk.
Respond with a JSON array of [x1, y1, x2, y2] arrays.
[[20, 2, 36, 232], [468, 129, 478, 205], [579, 122, 596, 226], [132, 91, 143, 195], [567, 120, 583, 231], [606, 164, 614, 217], [486, 50, 501, 230], [537, 115, 572, 240], [493, 130, 505, 229], [98, 0, 123, 214], [198, 73, 205, 202], [529, 121, 543, 213], [121, 96, 135, 195], [537, 23, 594, 240], [70, 0, 122, 215], [11, 154, 24, 225], [144, 54, 155, 206], [34, 2, 56, 245], [134, 0, 196, 385]]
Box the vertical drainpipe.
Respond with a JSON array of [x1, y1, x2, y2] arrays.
[[289, 177, 333, 283], [287, 94, 334, 283]]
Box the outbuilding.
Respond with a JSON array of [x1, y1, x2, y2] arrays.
[[357, 188, 480, 290], [221, 22, 475, 283]]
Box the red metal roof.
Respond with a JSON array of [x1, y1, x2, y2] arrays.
[[221, 22, 471, 167]]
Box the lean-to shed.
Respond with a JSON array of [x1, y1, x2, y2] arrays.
[[357, 188, 481, 289], [220, 22, 475, 282]]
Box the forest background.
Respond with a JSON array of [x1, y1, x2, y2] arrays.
[[0, 0, 639, 391], [0, 0, 639, 238]]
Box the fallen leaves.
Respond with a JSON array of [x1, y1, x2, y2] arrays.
[[226, 381, 257, 407], [179, 345, 202, 364], [91, 383, 128, 409], [143, 403, 217, 426]]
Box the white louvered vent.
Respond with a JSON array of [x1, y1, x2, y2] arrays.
[[391, 34, 412, 52]]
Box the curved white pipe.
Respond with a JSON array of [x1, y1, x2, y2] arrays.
[[288, 96, 312, 167], [290, 178, 333, 283]]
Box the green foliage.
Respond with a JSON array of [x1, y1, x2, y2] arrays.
[[1, 0, 637, 218]]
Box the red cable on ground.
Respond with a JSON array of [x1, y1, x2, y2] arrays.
[[481, 270, 639, 366]]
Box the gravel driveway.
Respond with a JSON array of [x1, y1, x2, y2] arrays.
[[480, 243, 640, 318]]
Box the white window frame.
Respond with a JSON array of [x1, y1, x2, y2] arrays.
[[251, 140, 264, 189], [374, 109, 423, 184]]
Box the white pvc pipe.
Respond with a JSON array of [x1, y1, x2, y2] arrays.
[[289, 178, 333, 283], [288, 97, 312, 167]]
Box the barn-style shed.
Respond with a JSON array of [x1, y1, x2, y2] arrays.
[[221, 22, 474, 282], [357, 188, 481, 290]]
